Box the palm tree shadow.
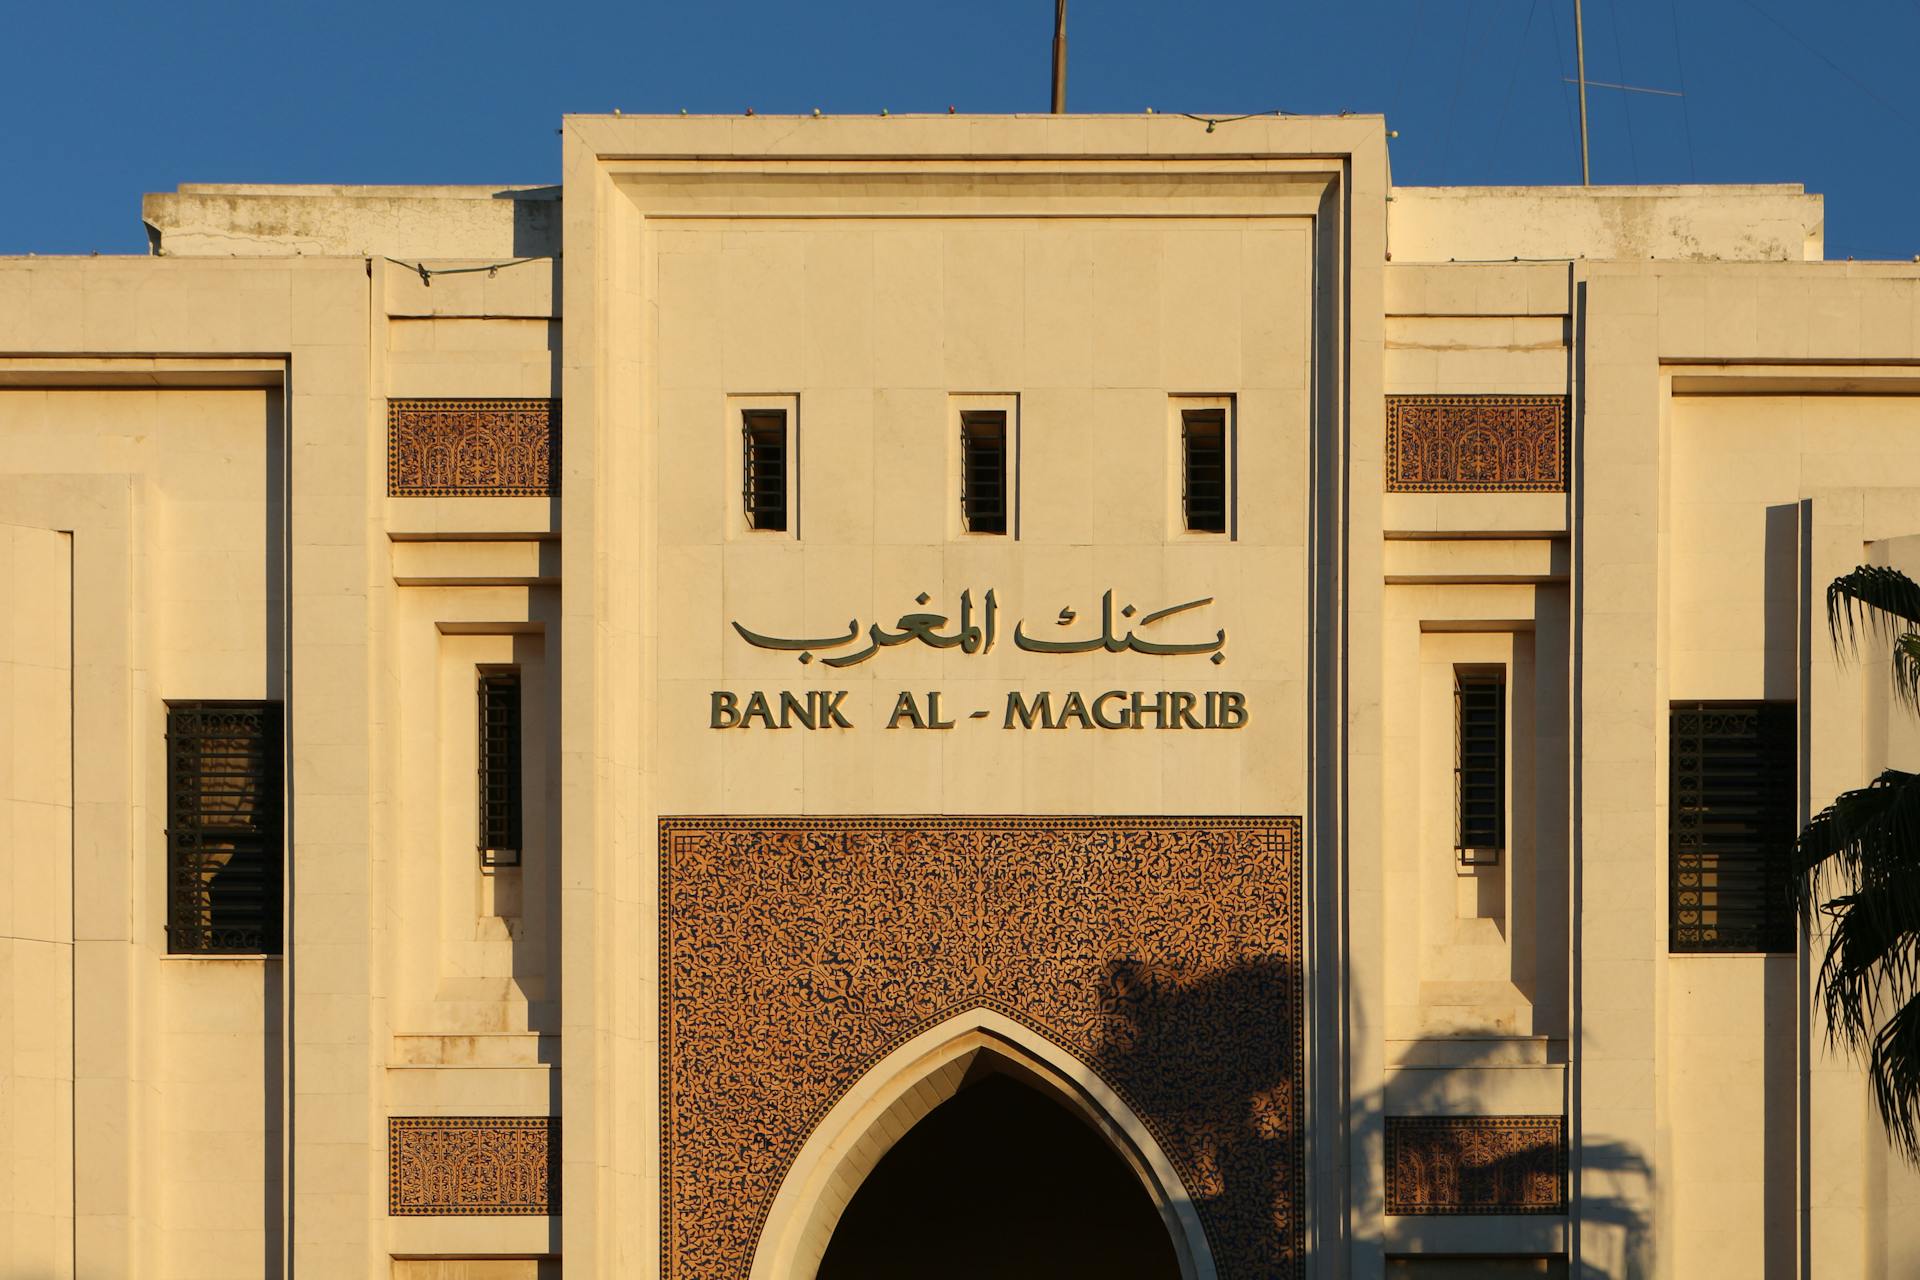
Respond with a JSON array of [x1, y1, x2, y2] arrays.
[[1091, 957, 1654, 1277]]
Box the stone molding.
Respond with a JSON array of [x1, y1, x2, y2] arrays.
[[660, 815, 1305, 1277], [1383, 1115, 1568, 1215], [387, 398, 558, 497], [1385, 394, 1568, 492], [387, 1116, 558, 1216]]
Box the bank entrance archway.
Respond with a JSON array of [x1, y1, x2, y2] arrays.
[[817, 1068, 1180, 1278], [749, 1010, 1214, 1280]]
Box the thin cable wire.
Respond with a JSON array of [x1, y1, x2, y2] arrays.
[[1178, 109, 1297, 131], [1544, 0, 1584, 181], [1604, 0, 1641, 182], [1667, 0, 1698, 179], [1736, 0, 1918, 129], [1387, 0, 1429, 130], [1491, 0, 1544, 175], [382, 255, 553, 287], [1440, 0, 1484, 184]]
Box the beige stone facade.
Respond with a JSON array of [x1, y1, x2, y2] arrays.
[[1, 113, 1916, 1276]]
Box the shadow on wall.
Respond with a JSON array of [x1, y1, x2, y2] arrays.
[[492, 187, 562, 260], [1083, 958, 1652, 1279]]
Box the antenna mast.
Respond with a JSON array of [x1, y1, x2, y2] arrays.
[[1052, 0, 1067, 113], [1574, 0, 1591, 183]]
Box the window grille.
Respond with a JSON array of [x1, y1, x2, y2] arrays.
[[742, 410, 788, 532], [1670, 702, 1796, 952], [959, 411, 1008, 535], [166, 701, 283, 954], [478, 670, 523, 867], [1181, 408, 1228, 534], [1456, 672, 1505, 862]]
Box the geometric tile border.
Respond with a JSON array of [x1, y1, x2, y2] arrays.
[[387, 1116, 558, 1215], [1385, 1115, 1568, 1214], [1385, 394, 1568, 492], [387, 398, 558, 497]]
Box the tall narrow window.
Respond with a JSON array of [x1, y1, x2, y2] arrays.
[[478, 669, 523, 867], [1181, 408, 1228, 534], [166, 701, 284, 954], [1455, 672, 1505, 864], [741, 409, 789, 532], [959, 410, 1008, 534], [1670, 702, 1795, 952]]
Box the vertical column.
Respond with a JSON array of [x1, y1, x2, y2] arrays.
[[1574, 266, 1664, 1275], [1, 524, 74, 1277], [287, 263, 376, 1276], [1341, 123, 1391, 1280]]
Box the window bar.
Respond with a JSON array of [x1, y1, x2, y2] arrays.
[[165, 701, 284, 954], [960, 411, 1007, 535], [1455, 673, 1505, 864], [1182, 409, 1227, 534], [742, 410, 788, 531], [1670, 702, 1795, 952], [478, 670, 523, 868]]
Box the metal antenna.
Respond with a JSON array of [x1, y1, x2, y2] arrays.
[[1052, 0, 1067, 113], [1574, 0, 1592, 183]]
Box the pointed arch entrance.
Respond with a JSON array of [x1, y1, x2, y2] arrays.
[[749, 1010, 1214, 1280]]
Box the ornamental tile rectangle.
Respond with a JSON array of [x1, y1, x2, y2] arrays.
[[1384, 1115, 1567, 1215], [387, 398, 558, 496], [1385, 394, 1567, 492], [388, 1116, 558, 1216]]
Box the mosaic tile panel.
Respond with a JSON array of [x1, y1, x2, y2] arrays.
[[1385, 1115, 1568, 1215], [388, 1116, 558, 1216], [387, 398, 557, 497], [660, 816, 1305, 1278], [1386, 394, 1568, 492]]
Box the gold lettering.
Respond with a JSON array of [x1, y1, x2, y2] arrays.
[[886, 691, 928, 729]]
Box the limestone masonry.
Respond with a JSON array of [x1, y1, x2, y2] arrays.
[[0, 113, 1912, 1277]]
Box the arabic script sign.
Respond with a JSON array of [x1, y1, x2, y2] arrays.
[[731, 588, 1228, 667], [714, 588, 1247, 732]]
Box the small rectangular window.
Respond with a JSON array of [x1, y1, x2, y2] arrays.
[[166, 701, 284, 954], [1181, 408, 1228, 534], [959, 411, 1008, 535], [742, 409, 788, 532], [478, 669, 523, 868], [1456, 672, 1505, 863], [1670, 702, 1795, 953]]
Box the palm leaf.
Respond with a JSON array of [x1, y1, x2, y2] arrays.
[[1793, 769, 1920, 920], [1830, 564, 1920, 651], [1871, 995, 1920, 1160]]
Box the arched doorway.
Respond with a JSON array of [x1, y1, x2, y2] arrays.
[[817, 1068, 1181, 1278], [749, 1009, 1213, 1280]]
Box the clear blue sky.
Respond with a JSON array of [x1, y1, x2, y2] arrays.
[[4, 0, 1915, 259]]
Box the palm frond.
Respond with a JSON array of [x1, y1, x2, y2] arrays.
[[1894, 634, 1920, 711], [1817, 880, 1920, 1051], [1793, 769, 1920, 919], [1829, 565, 1920, 655], [1870, 996, 1920, 1161]]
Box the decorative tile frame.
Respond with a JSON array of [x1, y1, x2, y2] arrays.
[[387, 398, 558, 497], [660, 816, 1305, 1278], [1385, 394, 1568, 492], [387, 1116, 558, 1216], [1384, 1115, 1568, 1215]]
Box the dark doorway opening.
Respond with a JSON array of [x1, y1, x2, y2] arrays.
[[816, 1071, 1183, 1279]]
